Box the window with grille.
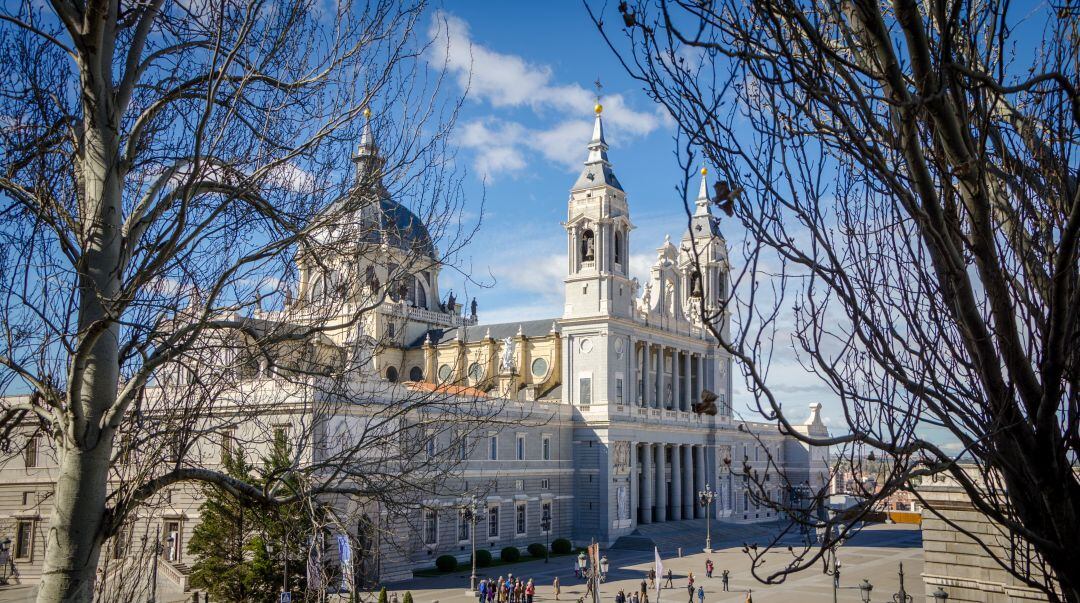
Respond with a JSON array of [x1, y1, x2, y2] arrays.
[[15, 520, 33, 560], [424, 509, 438, 545], [458, 510, 470, 542], [516, 504, 527, 535], [488, 506, 500, 538], [517, 435, 525, 460], [542, 437, 551, 461]]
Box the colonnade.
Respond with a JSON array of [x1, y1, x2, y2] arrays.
[[634, 442, 710, 524], [632, 341, 708, 411]]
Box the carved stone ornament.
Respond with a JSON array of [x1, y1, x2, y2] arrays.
[[611, 440, 631, 472]]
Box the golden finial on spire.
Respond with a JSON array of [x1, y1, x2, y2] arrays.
[[363, 106, 372, 119], [701, 166, 708, 176], [593, 77, 604, 115]]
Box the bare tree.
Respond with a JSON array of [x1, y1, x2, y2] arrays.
[[589, 0, 1079, 600], [0, 1, 508, 601]]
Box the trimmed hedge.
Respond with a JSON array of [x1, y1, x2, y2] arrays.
[[435, 554, 458, 572], [473, 549, 493, 567], [527, 543, 547, 558], [403, 593, 414, 603], [551, 538, 573, 555], [377, 587, 388, 603], [500, 546, 521, 563]]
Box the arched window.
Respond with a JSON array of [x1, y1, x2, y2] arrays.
[[385, 366, 398, 382], [309, 275, 326, 300], [413, 275, 428, 309], [614, 230, 623, 265], [581, 229, 595, 262], [409, 366, 424, 382]]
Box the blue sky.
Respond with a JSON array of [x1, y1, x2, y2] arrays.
[[423, 4, 831, 428]]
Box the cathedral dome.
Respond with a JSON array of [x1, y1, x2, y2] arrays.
[[365, 196, 436, 259]]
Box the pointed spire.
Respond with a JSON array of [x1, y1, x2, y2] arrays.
[[572, 97, 624, 191], [695, 166, 712, 216], [352, 106, 384, 183]]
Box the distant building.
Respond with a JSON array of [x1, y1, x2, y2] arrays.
[[0, 102, 829, 592]]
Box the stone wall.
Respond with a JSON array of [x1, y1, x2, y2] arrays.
[[918, 476, 1050, 603]]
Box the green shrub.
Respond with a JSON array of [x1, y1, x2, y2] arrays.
[[435, 554, 458, 572], [403, 593, 414, 603], [500, 546, 521, 562], [551, 538, 573, 554], [377, 587, 388, 603], [473, 548, 493, 567], [527, 542, 547, 558]]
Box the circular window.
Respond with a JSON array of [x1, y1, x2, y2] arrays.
[[409, 366, 424, 382], [531, 357, 549, 378], [385, 366, 398, 383], [468, 362, 484, 382], [437, 364, 453, 383]]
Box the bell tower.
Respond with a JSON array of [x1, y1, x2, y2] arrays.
[[563, 102, 635, 320]]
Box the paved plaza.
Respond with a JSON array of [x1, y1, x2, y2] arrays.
[[0, 523, 922, 602], [381, 522, 923, 603]]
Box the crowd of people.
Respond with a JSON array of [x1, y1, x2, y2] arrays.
[[476, 574, 538, 603], [469, 556, 736, 602]]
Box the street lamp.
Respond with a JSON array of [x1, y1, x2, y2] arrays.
[[858, 579, 873, 603], [540, 511, 552, 564], [930, 587, 949, 602], [891, 562, 913, 603], [577, 550, 587, 579], [462, 496, 486, 595], [698, 483, 716, 552], [599, 555, 609, 583]]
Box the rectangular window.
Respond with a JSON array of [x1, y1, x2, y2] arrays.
[[516, 504, 527, 535], [541, 478, 550, 489], [14, 520, 33, 560], [458, 432, 468, 460], [541, 502, 552, 533], [579, 377, 592, 405], [615, 377, 624, 404], [221, 429, 235, 461], [458, 510, 470, 542], [424, 509, 438, 545], [488, 506, 500, 538], [542, 436, 551, 461], [517, 435, 526, 460], [24, 436, 38, 468], [21, 491, 33, 506], [489, 434, 498, 460], [164, 520, 182, 562], [515, 479, 524, 491], [426, 436, 436, 458]]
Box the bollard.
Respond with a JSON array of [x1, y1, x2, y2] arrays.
[[678, 547, 683, 557]]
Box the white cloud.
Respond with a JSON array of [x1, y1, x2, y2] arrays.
[[429, 11, 666, 178]]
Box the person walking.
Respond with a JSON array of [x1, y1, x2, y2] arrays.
[[687, 583, 695, 603], [697, 585, 705, 603], [688, 570, 695, 588], [705, 559, 714, 578], [525, 578, 535, 603], [664, 568, 674, 588], [615, 590, 627, 603], [648, 568, 656, 590], [478, 579, 488, 603], [721, 570, 730, 592], [553, 576, 561, 601]]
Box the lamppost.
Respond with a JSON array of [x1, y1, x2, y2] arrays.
[[599, 555, 609, 583], [540, 510, 552, 564], [577, 550, 587, 579], [858, 579, 873, 603], [462, 496, 486, 595], [699, 483, 716, 552], [0, 537, 11, 584], [891, 562, 913, 603], [930, 587, 949, 602]]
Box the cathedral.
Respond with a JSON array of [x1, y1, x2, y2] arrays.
[[0, 102, 829, 591]]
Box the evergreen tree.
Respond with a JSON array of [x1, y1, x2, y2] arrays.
[[187, 433, 313, 602], [187, 448, 261, 602]]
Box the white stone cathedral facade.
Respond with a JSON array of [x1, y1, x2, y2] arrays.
[[0, 104, 830, 589]]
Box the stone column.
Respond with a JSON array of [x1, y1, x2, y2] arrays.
[[630, 442, 639, 523], [694, 445, 706, 519], [639, 443, 653, 524], [644, 345, 655, 408], [672, 351, 681, 412], [670, 444, 683, 521], [682, 445, 695, 519], [657, 347, 668, 410], [683, 352, 692, 410], [654, 444, 667, 522], [629, 338, 638, 406]]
